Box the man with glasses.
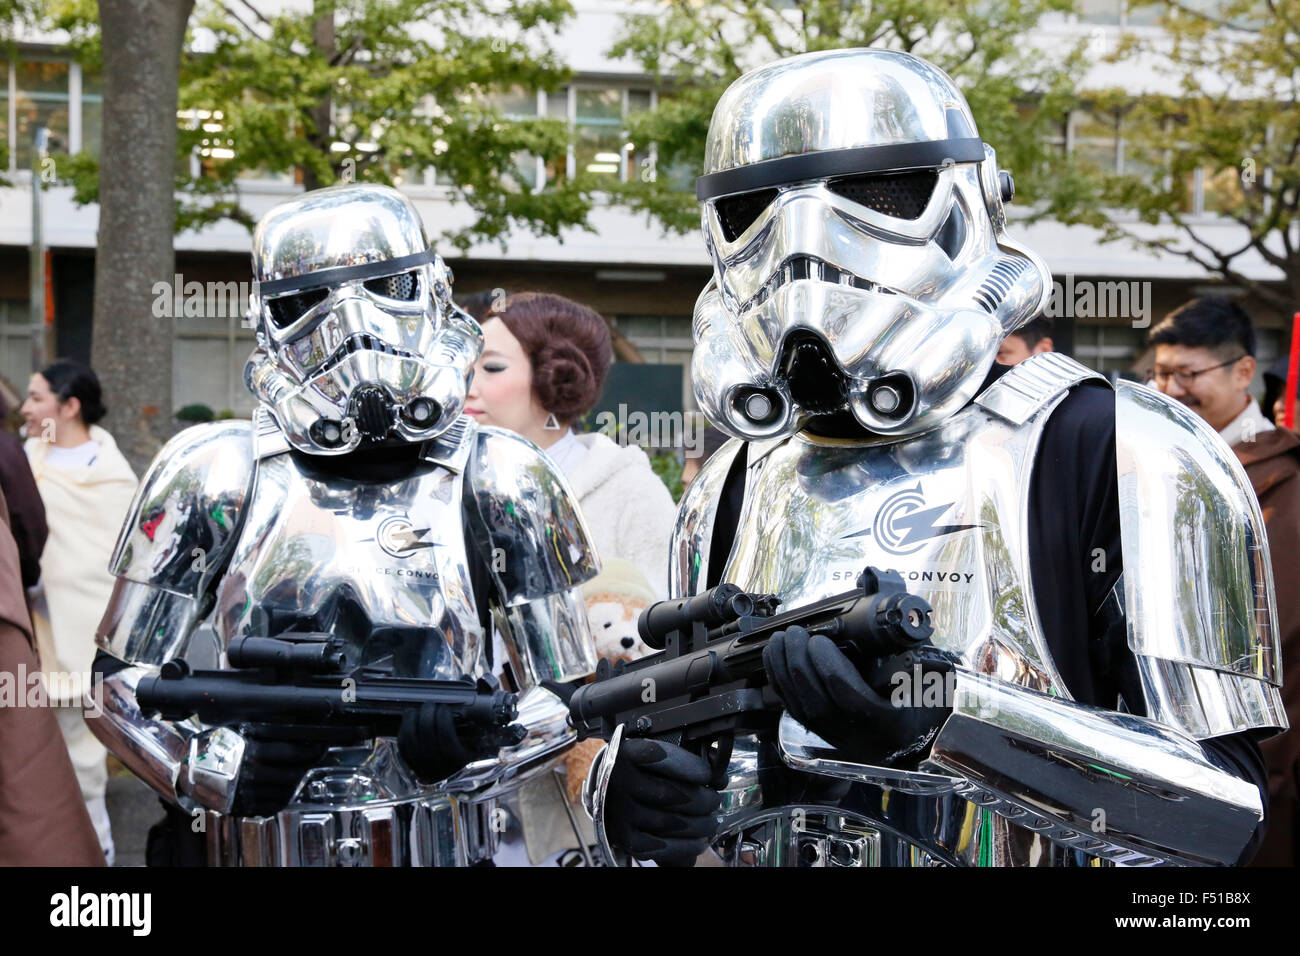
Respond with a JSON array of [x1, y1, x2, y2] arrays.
[[1150, 295, 1300, 866]]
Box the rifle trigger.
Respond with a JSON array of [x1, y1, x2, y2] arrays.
[[704, 734, 734, 791]]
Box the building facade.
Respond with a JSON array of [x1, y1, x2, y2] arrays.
[[0, 1, 1291, 420]]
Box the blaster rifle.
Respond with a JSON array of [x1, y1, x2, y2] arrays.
[[568, 567, 951, 777], [136, 634, 525, 750]]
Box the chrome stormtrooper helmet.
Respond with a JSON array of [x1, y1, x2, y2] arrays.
[[692, 48, 1051, 441], [244, 183, 482, 454]]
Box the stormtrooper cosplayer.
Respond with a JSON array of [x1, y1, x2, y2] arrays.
[[88, 184, 600, 866], [588, 49, 1287, 867]]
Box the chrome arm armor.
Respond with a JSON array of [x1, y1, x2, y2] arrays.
[[90, 421, 256, 805], [668, 436, 745, 598], [1115, 381, 1286, 735], [464, 425, 600, 690]]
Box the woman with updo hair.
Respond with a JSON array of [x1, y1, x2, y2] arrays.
[[466, 292, 677, 599], [20, 359, 138, 865]]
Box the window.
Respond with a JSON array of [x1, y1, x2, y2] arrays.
[[0, 299, 33, 390], [1073, 0, 1161, 25], [173, 288, 259, 416], [575, 88, 623, 181], [0, 61, 8, 165], [1202, 164, 1247, 214], [1076, 0, 1121, 24], [494, 86, 541, 191], [610, 314, 697, 411], [1121, 1, 1162, 26], [0, 55, 108, 168], [81, 67, 102, 156], [13, 58, 69, 169], [1072, 323, 1144, 374], [1070, 109, 1119, 173], [516, 84, 658, 188]]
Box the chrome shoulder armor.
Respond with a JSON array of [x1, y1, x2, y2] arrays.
[[98, 420, 255, 665], [464, 425, 599, 688], [1115, 381, 1287, 739], [91, 420, 256, 807], [669, 436, 746, 597]]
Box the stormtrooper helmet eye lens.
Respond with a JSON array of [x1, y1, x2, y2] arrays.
[[267, 288, 329, 330], [826, 169, 938, 220], [715, 188, 779, 242], [363, 269, 420, 301]]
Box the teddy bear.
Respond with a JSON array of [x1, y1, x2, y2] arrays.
[[562, 559, 658, 804]]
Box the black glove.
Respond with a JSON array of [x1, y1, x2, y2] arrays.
[[146, 799, 208, 867], [764, 626, 950, 767], [605, 737, 722, 867], [232, 723, 361, 817], [397, 702, 502, 784]]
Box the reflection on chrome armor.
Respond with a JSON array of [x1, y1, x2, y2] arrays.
[[705, 709, 1259, 867], [665, 352, 1284, 866], [180, 727, 246, 813], [693, 50, 1049, 441], [496, 588, 598, 690], [669, 436, 745, 597], [779, 714, 960, 795], [211, 418, 483, 681], [1116, 381, 1280, 686], [465, 426, 600, 607], [192, 688, 585, 866], [703, 49, 982, 181], [102, 420, 254, 663]]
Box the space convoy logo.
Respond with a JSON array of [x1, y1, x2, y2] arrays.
[[843, 483, 978, 556], [376, 515, 437, 558], [352, 515, 441, 583]]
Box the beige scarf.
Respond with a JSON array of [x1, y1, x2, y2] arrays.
[[25, 426, 138, 703]]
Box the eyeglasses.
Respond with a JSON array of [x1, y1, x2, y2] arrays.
[[1150, 355, 1246, 388]]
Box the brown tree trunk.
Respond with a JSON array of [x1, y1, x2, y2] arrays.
[[302, 8, 335, 191], [92, 0, 195, 475]]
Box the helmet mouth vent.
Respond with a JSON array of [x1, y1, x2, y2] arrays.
[[826, 168, 938, 219], [731, 386, 784, 427], [779, 331, 849, 414], [349, 384, 396, 440]]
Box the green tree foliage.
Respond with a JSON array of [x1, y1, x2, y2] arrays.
[[1048, 1, 1300, 314], [45, 0, 600, 251], [605, 0, 1086, 234]]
